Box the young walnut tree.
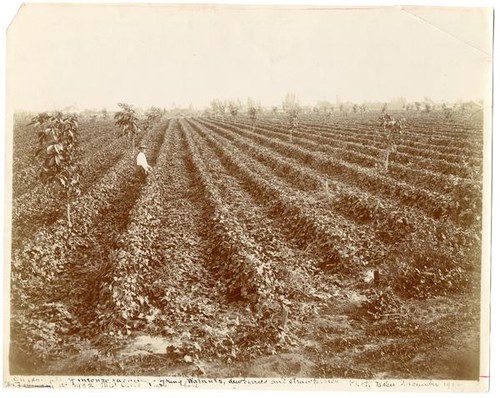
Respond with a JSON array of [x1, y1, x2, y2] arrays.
[[282, 93, 300, 140], [228, 100, 241, 119], [248, 106, 258, 131], [114, 103, 141, 153], [379, 111, 406, 172], [143, 106, 163, 132], [287, 108, 300, 140], [31, 112, 81, 226]]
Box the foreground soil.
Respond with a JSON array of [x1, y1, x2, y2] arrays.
[[11, 286, 480, 380]]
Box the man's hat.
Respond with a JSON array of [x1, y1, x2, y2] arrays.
[[138, 144, 147, 149]]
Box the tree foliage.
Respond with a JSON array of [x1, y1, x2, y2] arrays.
[[248, 106, 259, 131], [282, 92, 299, 113], [228, 100, 242, 118], [210, 99, 227, 118], [114, 103, 140, 152], [282, 93, 300, 139], [315, 101, 334, 116], [30, 111, 81, 225], [143, 106, 163, 132], [379, 111, 406, 172]]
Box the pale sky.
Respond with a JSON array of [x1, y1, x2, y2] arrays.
[[7, 4, 493, 111]]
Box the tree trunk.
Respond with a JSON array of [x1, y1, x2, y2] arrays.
[[281, 307, 289, 330], [132, 136, 136, 154], [66, 199, 72, 227], [384, 149, 390, 172], [374, 269, 380, 286]]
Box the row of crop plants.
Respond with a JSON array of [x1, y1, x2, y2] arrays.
[[186, 121, 343, 352], [189, 120, 328, 301], [197, 118, 479, 268], [222, 117, 480, 190], [134, 124, 241, 358], [286, 120, 481, 177], [262, 115, 483, 160], [300, 114, 483, 151], [179, 119, 285, 315], [246, 113, 483, 164], [10, 119, 168, 362], [226, 116, 482, 176], [187, 119, 381, 274], [197, 119, 480, 260], [190, 118, 478, 299], [404, 114, 482, 136], [314, 117, 482, 148], [11, 117, 167, 304], [203, 118, 481, 230], [94, 120, 183, 335], [250, 113, 480, 148]]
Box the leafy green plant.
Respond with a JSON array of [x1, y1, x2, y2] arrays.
[[379, 111, 406, 172], [30, 111, 81, 226], [282, 93, 300, 139], [248, 106, 259, 131], [143, 106, 163, 132], [286, 108, 300, 140], [443, 106, 453, 120], [361, 287, 402, 320], [210, 99, 227, 118], [114, 103, 140, 152], [392, 254, 470, 299], [228, 100, 241, 119]]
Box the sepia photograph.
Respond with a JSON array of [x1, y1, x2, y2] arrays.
[[2, 0, 494, 392]]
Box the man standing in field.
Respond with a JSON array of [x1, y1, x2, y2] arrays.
[[136, 144, 153, 182]]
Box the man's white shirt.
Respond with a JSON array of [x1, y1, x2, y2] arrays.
[[137, 152, 150, 172]]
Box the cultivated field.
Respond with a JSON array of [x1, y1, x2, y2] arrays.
[[9, 110, 483, 378]]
